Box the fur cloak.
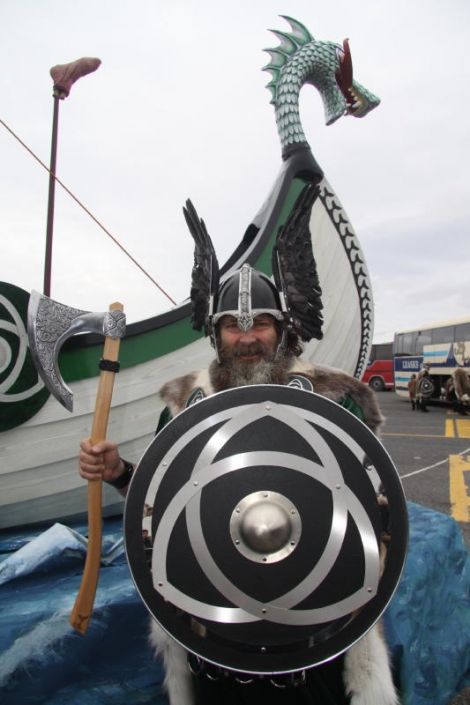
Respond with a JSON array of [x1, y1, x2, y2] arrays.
[[453, 368, 470, 403], [151, 359, 397, 705]]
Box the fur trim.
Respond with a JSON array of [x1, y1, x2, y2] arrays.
[[159, 370, 214, 418], [343, 623, 399, 705], [193, 368, 213, 397], [159, 359, 384, 433], [149, 620, 195, 705], [159, 372, 198, 418], [454, 368, 470, 400], [290, 360, 384, 433], [149, 619, 399, 705]]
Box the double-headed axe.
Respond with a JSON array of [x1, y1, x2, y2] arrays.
[[28, 291, 126, 634]]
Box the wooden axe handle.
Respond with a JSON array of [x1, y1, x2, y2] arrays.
[[70, 301, 124, 634]]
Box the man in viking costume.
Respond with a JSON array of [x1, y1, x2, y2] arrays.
[[79, 185, 399, 705], [407, 374, 417, 411], [415, 368, 431, 413]]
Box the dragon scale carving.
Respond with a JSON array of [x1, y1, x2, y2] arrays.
[[264, 16, 380, 156]]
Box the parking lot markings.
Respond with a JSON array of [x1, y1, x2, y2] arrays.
[[449, 454, 470, 522], [445, 419, 456, 437], [456, 420, 470, 438]]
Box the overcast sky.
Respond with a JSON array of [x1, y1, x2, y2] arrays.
[[1, 0, 469, 343]]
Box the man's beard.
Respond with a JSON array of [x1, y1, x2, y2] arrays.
[[209, 341, 292, 392]]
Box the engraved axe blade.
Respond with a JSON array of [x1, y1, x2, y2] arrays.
[[27, 290, 126, 412]]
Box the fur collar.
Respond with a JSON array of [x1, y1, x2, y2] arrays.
[[159, 369, 212, 419], [159, 359, 384, 433], [290, 359, 384, 433]]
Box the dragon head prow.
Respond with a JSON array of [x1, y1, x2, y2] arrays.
[[263, 16, 380, 147]]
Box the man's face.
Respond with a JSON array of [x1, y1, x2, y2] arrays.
[[210, 314, 290, 391], [218, 314, 279, 363]]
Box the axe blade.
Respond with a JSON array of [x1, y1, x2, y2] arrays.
[[27, 291, 126, 411]]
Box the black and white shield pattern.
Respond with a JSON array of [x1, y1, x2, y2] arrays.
[[419, 376, 435, 399], [125, 385, 407, 674]]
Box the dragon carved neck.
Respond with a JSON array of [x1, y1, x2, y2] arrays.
[[264, 16, 380, 160]]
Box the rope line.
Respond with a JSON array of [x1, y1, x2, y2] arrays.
[[400, 446, 470, 479], [0, 116, 177, 306]]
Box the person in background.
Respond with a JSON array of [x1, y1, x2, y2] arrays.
[[416, 368, 431, 412], [407, 373, 417, 410]]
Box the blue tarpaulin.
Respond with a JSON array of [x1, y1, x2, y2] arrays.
[[0, 503, 468, 705]]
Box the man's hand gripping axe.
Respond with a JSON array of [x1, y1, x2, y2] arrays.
[[28, 291, 126, 634]]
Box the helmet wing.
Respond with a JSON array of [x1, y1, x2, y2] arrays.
[[272, 183, 323, 341], [183, 199, 220, 332]]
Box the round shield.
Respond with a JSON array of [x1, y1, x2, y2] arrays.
[[419, 376, 435, 398], [124, 385, 407, 675]]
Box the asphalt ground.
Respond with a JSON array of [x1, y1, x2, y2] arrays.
[[375, 390, 470, 546]]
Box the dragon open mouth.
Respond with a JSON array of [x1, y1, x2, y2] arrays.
[[335, 39, 369, 117]]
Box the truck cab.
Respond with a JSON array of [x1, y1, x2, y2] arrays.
[[362, 359, 394, 392]]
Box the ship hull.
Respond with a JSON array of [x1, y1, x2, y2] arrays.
[[0, 153, 374, 529]]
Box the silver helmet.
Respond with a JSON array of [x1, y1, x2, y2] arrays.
[[212, 264, 285, 332], [210, 263, 287, 359]]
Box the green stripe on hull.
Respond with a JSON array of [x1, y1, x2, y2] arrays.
[[60, 317, 203, 382], [254, 178, 306, 275]]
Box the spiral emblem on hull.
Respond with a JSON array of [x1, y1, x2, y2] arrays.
[[0, 283, 49, 430]]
